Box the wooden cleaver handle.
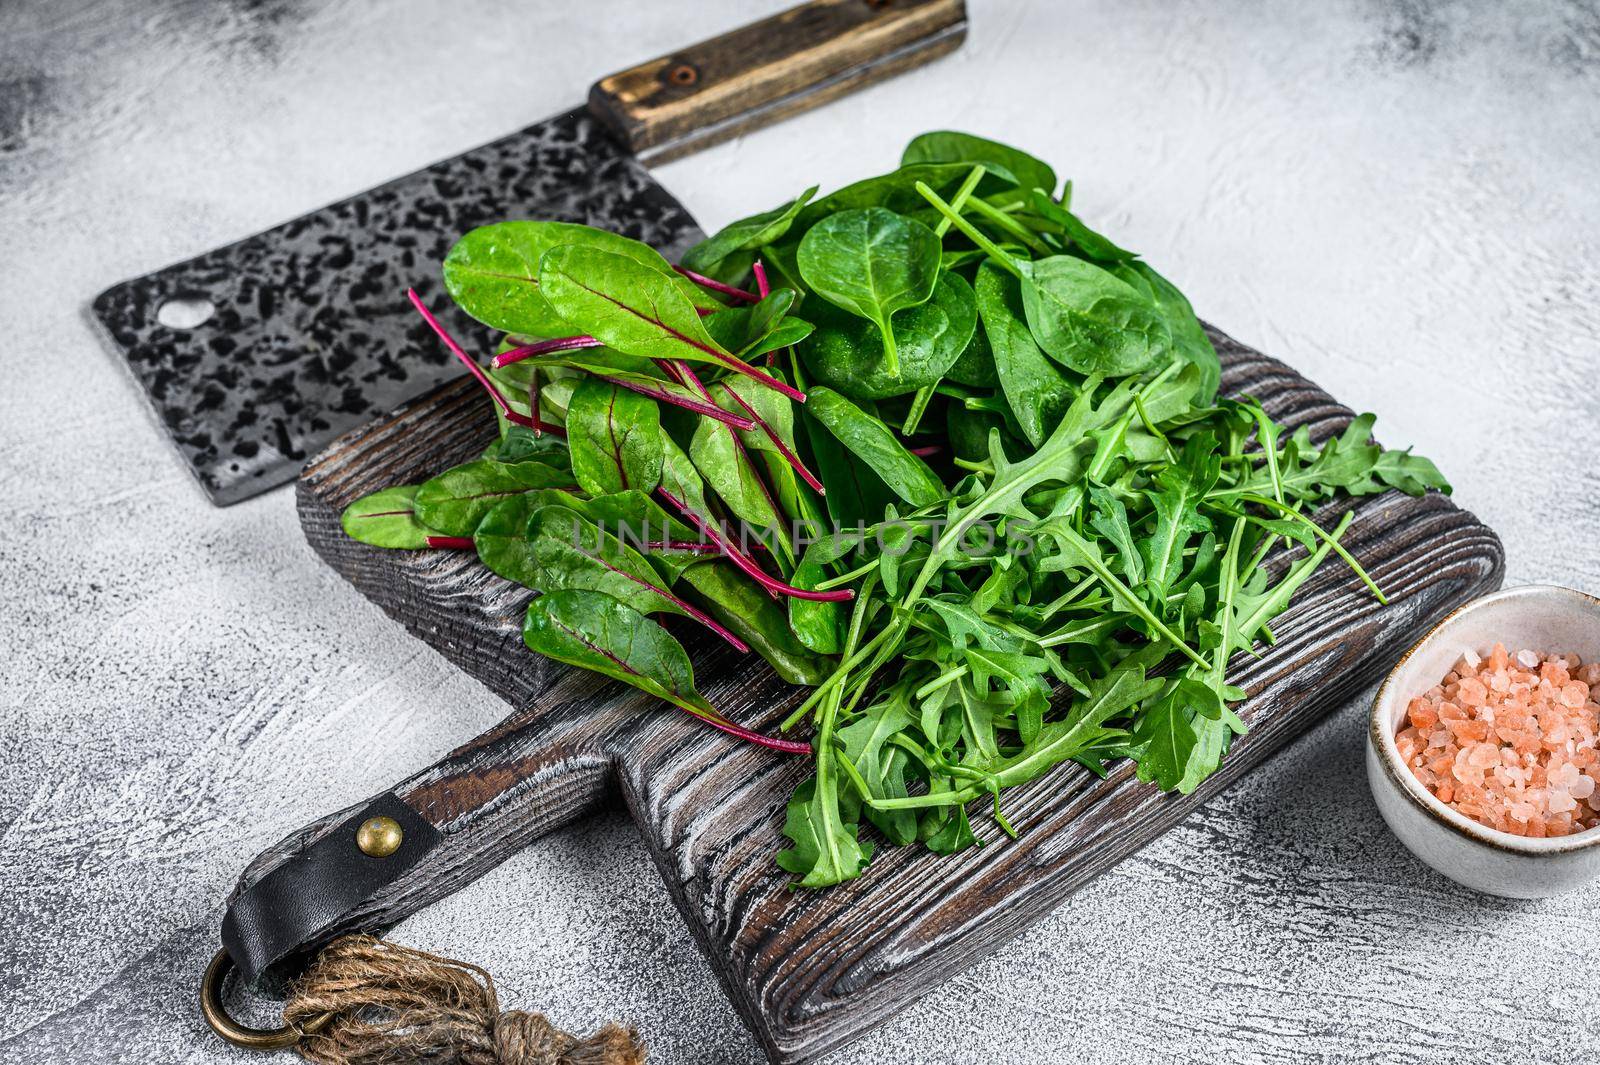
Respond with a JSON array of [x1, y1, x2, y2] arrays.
[[587, 0, 967, 164]]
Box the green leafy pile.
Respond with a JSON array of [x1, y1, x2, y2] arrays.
[[341, 131, 1449, 887]]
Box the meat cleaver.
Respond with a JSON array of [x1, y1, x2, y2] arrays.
[[91, 0, 967, 505]]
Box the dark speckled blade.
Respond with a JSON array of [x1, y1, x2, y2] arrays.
[[91, 109, 703, 506]]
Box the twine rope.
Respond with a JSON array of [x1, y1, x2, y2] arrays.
[[281, 936, 646, 1065]]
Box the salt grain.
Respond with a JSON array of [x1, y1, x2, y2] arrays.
[[1398, 643, 1600, 837]]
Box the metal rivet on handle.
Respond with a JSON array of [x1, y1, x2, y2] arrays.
[[355, 816, 403, 858]]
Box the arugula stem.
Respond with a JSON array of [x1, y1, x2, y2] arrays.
[[813, 556, 877, 591], [962, 195, 1050, 255], [901, 386, 936, 436], [915, 182, 1024, 279], [780, 620, 895, 730], [914, 664, 968, 700], [1233, 493, 1388, 604], [1133, 394, 1177, 463], [1212, 516, 1247, 689], [407, 289, 541, 429], [1241, 404, 1286, 505], [933, 165, 987, 238], [672, 264, 760, 303]]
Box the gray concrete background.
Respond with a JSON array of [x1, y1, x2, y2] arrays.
[[3, 1, 1598, 1062]]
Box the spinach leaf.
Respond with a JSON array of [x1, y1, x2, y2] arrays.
[[797, 207, 942, 377], [903, 130, 1056, 194], [413, 459, 577, 536], [442, 220, 717, 338], [793, 163, 974, 231], [565, 376, 664, 497], [341, 485, 435, 548], [523, 589, 714, 716], [1120, 261, 1220, 404], [806, 388, 945, 507], [974, 262, 1074, 447], [943, 316, 999, 387], [1020, 255, 1173, 376], [799, 270, 976, 400], [681, 186, 818, 278]]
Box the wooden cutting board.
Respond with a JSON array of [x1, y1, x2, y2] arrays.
[[284, 329, 1502, 1062]]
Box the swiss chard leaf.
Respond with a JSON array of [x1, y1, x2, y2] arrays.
[[442, 220, 716, 338], [565, 376, 664, 497], [522, 589, 716, 717], [341, 485, 434, 548], [678, 561, 833, 686], [413, 459, 577, 537], [689, 409, 782, 530], [538, 246, 747, 372]]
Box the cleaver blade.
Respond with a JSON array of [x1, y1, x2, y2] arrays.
[[90, 0, 967, 505]]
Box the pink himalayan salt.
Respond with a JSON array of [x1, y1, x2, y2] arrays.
[[1398, 643, 1600, 838]]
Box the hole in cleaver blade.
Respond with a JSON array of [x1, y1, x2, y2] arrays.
[[90, 109, 704, 507]]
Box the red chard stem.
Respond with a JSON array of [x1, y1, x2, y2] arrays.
[[673, 264, 760, 303], [656, 489, 854, 603], [491, 335, 604, 369], [406, 289, 539, 429]]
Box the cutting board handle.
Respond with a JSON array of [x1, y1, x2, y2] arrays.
[[221, 691, 623, 989], [587, 0, 967, 164]]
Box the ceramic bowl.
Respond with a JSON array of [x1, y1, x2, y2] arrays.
[[1367, 584, 1600, 898]]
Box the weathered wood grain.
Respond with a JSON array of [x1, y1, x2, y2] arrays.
[[587, 0, 968, 165], [285, 328, 1502, 1063]]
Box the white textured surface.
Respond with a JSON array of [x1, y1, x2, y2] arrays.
[[3, 1, 1599, 1061]]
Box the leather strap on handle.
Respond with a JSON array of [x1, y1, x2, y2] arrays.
[[588, 0, 968, 164]]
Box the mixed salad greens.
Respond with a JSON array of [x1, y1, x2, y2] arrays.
[[341, 131, 1449, 886]]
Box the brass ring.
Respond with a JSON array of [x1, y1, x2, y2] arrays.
[[200, 949, 331, 1051]]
